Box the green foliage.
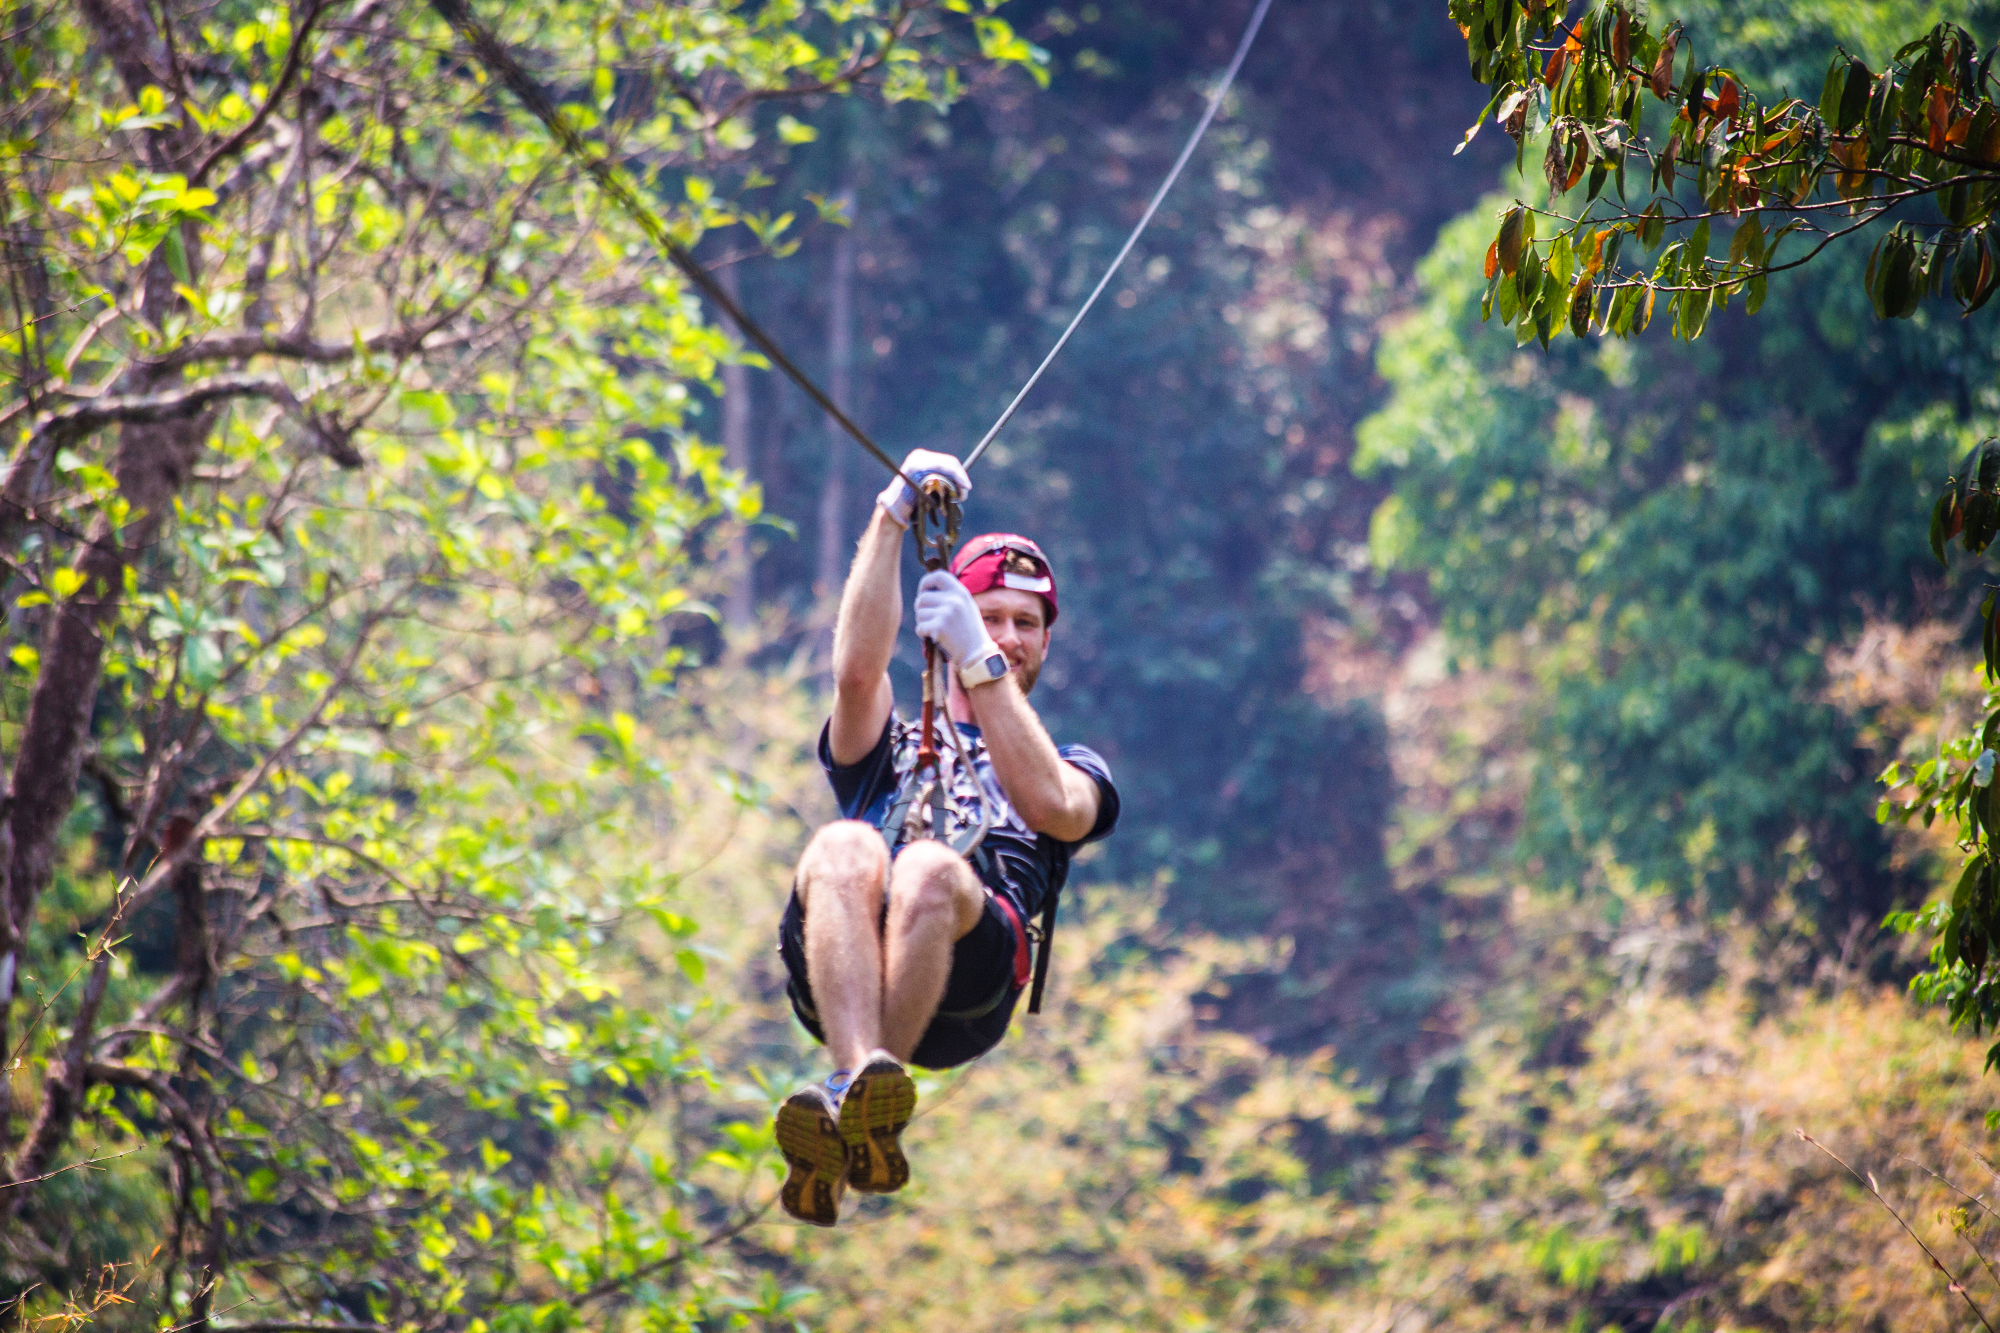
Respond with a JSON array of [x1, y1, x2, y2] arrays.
[[1883, 438, 2000, 1076], [1358, 193, 1986, 916], [1449, 0, 2000, 344], [0, 0, 1032, 1322]]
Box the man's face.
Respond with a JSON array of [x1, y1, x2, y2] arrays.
[[973, 587, 1051, 694]]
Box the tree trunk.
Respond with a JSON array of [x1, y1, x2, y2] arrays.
[[719, 263, 755, 633], [2, 0, 210, 1181], [813, 186, 857, 600]]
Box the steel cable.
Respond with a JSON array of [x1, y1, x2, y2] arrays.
[[961, 0, 1276, 470], [428, 0, 910, 485]]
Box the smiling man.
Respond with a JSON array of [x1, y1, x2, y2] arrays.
[[772, 448, 1120, 1227]]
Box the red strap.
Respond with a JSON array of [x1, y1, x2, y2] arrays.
[[990, 891, 1033, 990]]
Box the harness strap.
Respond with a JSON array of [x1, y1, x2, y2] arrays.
[[1028, 887, 1058, 1015]]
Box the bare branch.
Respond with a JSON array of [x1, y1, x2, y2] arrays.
[[188, 0, 327, 188]]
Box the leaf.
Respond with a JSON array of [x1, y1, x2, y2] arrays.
[[1639, 203, 1664, 249], [1832, 138, 1870, 198], [1543, 35, 1580, 89], [1485, 239, 1501, 280], [1568, 275, 1595, 337], [1649, 29, 1679, 98], [1818, 56, 1846, 126], [1968, 234, 2000, 313], [1709, 77, 1739, 122], [1928, 84, 1958, 152], [1837, 58, 1873, 134], [1745, 271, 1767, 314], [1497, 205, 1528, 275], [1932, 488, 1957, 565], [1611, 9, 1631, 71], [1545, 127, 1570, 194], [1728, 216, 1765, 266]]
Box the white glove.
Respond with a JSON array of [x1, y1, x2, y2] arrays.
[[914, 569, 999, 666], [876, 448, 971, 528]]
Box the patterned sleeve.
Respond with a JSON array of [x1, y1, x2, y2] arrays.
[[1055, 744, 1120, 845]]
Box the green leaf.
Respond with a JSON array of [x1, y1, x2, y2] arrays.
[[1837, 57, 1873, 134]]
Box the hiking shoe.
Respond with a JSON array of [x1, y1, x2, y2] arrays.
[[839, 1050, 917, 1194], [775, 1083, 849, 1227]]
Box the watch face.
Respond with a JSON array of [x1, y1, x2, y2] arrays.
[[985, 653, 1007, 678]]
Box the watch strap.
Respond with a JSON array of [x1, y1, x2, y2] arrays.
[[958, 647, 1009, 690]]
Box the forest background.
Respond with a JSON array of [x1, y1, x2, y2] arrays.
[[10, 0, 2000, 1329]]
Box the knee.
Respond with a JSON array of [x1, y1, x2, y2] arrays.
[[799, 821, 887, 907], [887, 843, 980, 926]]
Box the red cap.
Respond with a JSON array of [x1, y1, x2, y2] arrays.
[[950, 533, 1058, 625]]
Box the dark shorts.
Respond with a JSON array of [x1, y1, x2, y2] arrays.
[[778, 885, 1029, 1070]]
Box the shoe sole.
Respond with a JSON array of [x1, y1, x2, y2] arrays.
[[776, 1090, 848, 1227], [840, 1055, 916, 1194]]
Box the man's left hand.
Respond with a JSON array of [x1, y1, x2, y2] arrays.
[[914, 570, 999, 666]]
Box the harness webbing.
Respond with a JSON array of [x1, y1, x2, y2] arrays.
[[427, 0, 909, 487], [961, 0, 1276, 471]]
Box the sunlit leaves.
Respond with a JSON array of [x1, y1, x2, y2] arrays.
[[0, 0, 1039, 1325], [1449, 1, 2000, 344]]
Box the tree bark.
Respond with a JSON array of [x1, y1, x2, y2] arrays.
[[0, 0, 212, 1175], [719, 263, 755, 633], [813, 186, 857, 600]]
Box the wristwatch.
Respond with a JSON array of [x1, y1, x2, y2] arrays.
[[959, 649, 1010, 690]]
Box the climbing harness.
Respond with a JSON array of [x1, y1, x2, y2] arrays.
[[880, 481, 992, 865]]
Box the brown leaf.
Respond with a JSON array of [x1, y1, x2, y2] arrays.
[[1948, 111, 1975, 146], [1832, 137, 1869, 198], [1565, 139, 1588, 190], [1485, 239, 1501, 280], [1543, 32, 1583, 88], [1545, 128, 1570, 193], [1611, 9, 1631, 70], [1649, 29, 1679, 98], [1928, 84, 1957, 152], [1709, 78, 1740, 122], [1582, 228, 1609, 276], [1569, 275, 1596, 337]]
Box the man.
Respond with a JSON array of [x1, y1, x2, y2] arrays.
[[773, 448, 1120, 1227]]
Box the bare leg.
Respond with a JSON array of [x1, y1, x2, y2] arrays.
[[880, 841, 986, 1062], [795, 821, 890, 1072]]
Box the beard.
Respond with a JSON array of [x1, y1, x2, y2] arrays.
[[1013, 654, 1042, 695]]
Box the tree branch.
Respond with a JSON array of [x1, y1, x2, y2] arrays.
[[188, 0, 327, 188]]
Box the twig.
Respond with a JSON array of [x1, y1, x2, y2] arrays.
[[189, 0, 327, 187], [1799, 1129, 1997, 1332], [0, 1147, 137, 1190]]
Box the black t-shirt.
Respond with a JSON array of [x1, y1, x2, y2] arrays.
[[818, 713, 1119, 920]]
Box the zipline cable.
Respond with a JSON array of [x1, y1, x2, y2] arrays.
[[427, 0, 910, 486], [962, 0, 1275, 471]]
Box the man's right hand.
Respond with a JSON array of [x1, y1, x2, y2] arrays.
[[875, 448, 971, 529]]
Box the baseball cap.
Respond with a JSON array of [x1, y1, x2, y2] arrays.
[[950, 533, 1058, 625]]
